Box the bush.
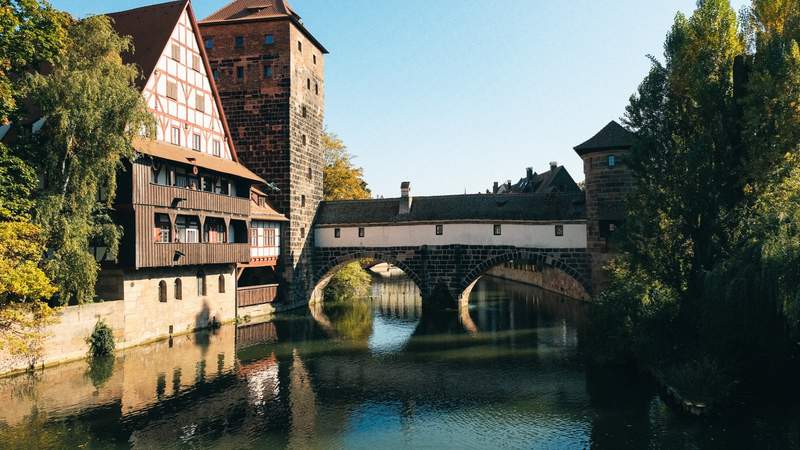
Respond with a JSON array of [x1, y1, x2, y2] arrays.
[[86, 320, 115, 357], [325, 261, 373, 300]]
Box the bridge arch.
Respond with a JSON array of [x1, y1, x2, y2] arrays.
[[457, 250, 590, 302], [310, 250, 424, 304]]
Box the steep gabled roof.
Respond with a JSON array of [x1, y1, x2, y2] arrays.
[[200, 0, 328, 53], [573, 120, 635, 155], [316, 193, 586, 226], [106, 0, 187, 90], [107, 0, 242, 163]]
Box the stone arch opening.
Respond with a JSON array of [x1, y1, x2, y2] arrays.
[[457, 251, 590, 303], [310, 251, 424, 305]]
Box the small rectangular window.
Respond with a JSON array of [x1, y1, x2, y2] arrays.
[[171, 43, 180, 62], [313, 54, 317, 65], [204, 38, 214, 49], [493, 224, 502, 236], [264, 34, 274, 45], [307, 166, 312, 179], [236, 66, 244, 80], [306, 78, 311, 89], [334, 228, 341, 238], [301, 227, 306, 238], [608, 155, 616, 167], [301, 134, 307, 145], [213, 69, 220, 81], [213, 140, 221, 157], [298, 40, 302, 52], [235, 36, 244, 48], [192, 133, 201, 151], [195, 93, 204, 112], [301, 194, 306, 207], [435, 224, 443, 235], [166, 81, 178, 100], [315, 82, 319, 95], [192, 54, 200, 71], [301, 105, 307, 117], [155, 214, 171, 243], [263, 65, 272, 78], [555, 224, 564, 237], [358, 227, 365, 238], [171, 126, 180, 146]]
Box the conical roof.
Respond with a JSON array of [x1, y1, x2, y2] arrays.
[[573, 120, 635, 155]]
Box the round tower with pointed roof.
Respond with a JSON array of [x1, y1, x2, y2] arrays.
[[573, 120, 635, 291], [199, 0, 327, 305]]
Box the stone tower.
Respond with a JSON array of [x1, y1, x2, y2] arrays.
[[573, 120, 635, 292], [199, 0, 327, 305]]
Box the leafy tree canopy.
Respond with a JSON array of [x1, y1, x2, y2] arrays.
[[322, 131, 371, 201]]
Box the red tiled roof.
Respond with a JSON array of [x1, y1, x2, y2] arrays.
[[203, 0, 299, 22]]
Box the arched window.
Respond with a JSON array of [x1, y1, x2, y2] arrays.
[[158, 280, 167, 302], [174, 278, 182, 300], [197, 271, 207, 296], [218, 274, 225, 293]]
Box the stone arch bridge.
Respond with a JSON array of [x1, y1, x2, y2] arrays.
[[310, 188, 593, 304]]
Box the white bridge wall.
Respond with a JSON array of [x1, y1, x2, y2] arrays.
[[315, 222, 587, 249]]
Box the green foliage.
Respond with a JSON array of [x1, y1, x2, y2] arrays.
[[324, 298, 373, 341], [85, 354, 114, 388], [0, 0, 69, 121], [17, 14, 154, 304], [322, 131, 371, 201], [86, 320, 114, 357], [325, 261, 373, 300], [0, 143, 37, 221]]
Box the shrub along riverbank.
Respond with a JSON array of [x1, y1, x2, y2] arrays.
[[587, 0, 800, 413]]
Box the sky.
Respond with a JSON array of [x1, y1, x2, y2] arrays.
[[53, 0, 749, 198]]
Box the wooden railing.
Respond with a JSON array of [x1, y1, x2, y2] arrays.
[[237, 284, 279, 307], [136, 242, 250, 268]]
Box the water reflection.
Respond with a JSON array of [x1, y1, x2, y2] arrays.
[[2, 275, 800, 449]]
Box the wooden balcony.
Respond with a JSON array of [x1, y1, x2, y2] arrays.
[[237, 284, 279, 307], [136, 242, 250, 269], [131, 162, 250, 216]]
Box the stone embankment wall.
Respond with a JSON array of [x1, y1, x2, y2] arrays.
[[484, 263, 590, 300], [0, 265, 237, 376]]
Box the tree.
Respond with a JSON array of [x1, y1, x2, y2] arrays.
[[322, 131, 371, 201], [0, 0, 69, 121], [18, 15, 153, 304]]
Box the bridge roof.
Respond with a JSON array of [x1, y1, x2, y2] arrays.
[[316, 193, 585, 226]]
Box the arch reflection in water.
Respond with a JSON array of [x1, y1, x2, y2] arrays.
[[368, 273, 422, 354]]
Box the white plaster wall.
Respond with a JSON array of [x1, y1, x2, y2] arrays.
[[315, 222, 587, 249]]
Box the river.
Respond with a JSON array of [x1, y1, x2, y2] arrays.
[[0, 275, 799, 449]]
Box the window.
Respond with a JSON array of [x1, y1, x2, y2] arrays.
[[155, 214, 171, 243], [234, 36, 244, 48], [315, 82, 319, 95], [555, 224, 564, 237], [298, 40, 302, 52], [493, 224, 502, 236], [301, 227, 306, 238], [306, 78, 310, 89], [313, 54, 317, 65], [204, 38, 214, 49], [263, 65, 272, 78], [192, 133, 201, 151], [435, 224, 443, 235], [334, 228, 341, 238], [204, 218, 226, 243], [212, 140, 221, 157], [195, 94, 204, 112], [236, 66, 244, 80], [264, 34, 274, 45], [166, 81, 178, 100], [192, 54, 200, 71], [159, 280, 167, 302], [197, 271, 207, 296], [358, 227, 365, 238], [608, 155, 616, 167], [213, 69, 220, 81], [307, 166, 312, 179], [171, 43, 180, 62], [151, 161, 168, 185], [171, 126, 180, 145], [301, 134, 306, 145], [301, 194, 306, 207], [176, 215, 200, 243], [174, 278, 182, 300], [218, 274, 225, 294], [214, 178, 229, 195], [301, 105, 307, 118]]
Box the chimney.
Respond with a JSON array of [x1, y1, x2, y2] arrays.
[[549, 161, 558, 171], [526, 167, 534, 181], [399, 181, 412, 214], [506, 180, 512, 190], [493, 181, 499, 194]]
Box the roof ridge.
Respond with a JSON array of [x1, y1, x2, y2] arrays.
[[105, 0, 186, 16]]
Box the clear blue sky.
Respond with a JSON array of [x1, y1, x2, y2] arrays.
[[53, 0, 748, 198]]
